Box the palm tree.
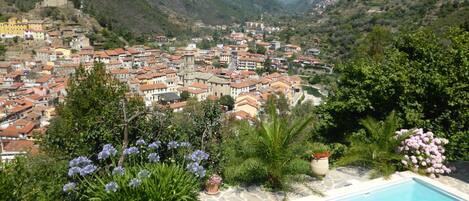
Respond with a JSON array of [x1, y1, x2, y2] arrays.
[[338, 111, 407, 178], [225, 104, 314, 189]]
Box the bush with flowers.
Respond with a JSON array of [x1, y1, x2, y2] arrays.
[[207, 174, 223, 186], [396, 129, 452, 178], [62, 139, 210, 200]]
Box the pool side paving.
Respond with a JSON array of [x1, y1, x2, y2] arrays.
[[200, 163, 469, 201]]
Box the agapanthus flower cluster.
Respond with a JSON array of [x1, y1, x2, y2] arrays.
[[148, 153, 160, 163], [112, 166, 125, 176], [167, 141, 179, 149], [69, 156, 92, 167], [148, 141, 161, 149], [105, 182, 118, 193], [138, 170, 150, 178], [129, 178, 142, 187], [63, 140, 213, 196], [396, 128, 451, 178], [136, 139, 146, 146], [63, 182, 76, 193], [68, 156, 97, 177], [188, 150, 209, 162], [186, 162, 206, 178], [98, 144, 118, 160], [123, 146, 140, 155]]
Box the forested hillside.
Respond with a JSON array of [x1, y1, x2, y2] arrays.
[[79, 0, 287, 36], [278, 0, 469, 61]]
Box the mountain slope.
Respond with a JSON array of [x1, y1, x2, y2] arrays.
[[277, 0, 469, 61], [81, 0, 287, 36]]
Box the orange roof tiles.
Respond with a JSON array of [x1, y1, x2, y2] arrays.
[[169, 101, 187, 109], [139, 83, 167, 91], [3, 140, 39, 155], [1, 119, 36, 138], [190, 82, 209, 90]]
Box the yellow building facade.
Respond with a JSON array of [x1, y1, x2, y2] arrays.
[[0, 17, 44, 38]]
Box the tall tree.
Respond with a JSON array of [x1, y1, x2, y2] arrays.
[[219, 95, 234, 111], [43, 63, 145, 157]]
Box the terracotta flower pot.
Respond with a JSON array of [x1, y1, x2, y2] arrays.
[[311, 152, 330, 176], [205, 183, 220, 195]]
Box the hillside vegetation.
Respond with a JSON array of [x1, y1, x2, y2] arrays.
[[79, 0, 289, 36], [277, 0, 469, 61]]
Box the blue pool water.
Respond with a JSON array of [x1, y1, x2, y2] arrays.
[[336, 179, 461, 201]]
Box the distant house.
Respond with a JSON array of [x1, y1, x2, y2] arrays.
[[37, 0, 69, 8], [234, 93, 260, 118], [284, 44, 302, 53], [1, 140, 39, 163], [0, 62, 12, 75], [139, 83, 168, 107], [0, 119, 37, 140]]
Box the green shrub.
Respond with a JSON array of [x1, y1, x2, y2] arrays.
[[223, 104, 313, 190], [328, 143, 347, 165], [338, 111, 408, 178], [0, 155, 68, 201], [87, 164, 199, 201]]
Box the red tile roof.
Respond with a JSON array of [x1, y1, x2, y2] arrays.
[[139, 83, 167, 91]]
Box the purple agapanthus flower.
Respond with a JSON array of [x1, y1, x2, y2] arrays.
[[136, 139, 146, 146], [105, 182, 118, 193], [112, 166, 125, 176], [68, 166, 81, 177], [148, 153, 160, 163], [189, 150, 209, 162], [69, 156, 92, 167], [167, 141, 179, 149], [79, 164, 97, 176], [186, 162, 206, 178], [148, 141, 161, 149], [129, 178, 142, 187], [63, 182, 76, 193], [98, 144, 118, 160], [138, 170, 150, 179], [123, 147, 140, 155]]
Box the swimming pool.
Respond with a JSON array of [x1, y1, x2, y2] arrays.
[[295, 171, 469, 201], [334, 178, 463, 201]]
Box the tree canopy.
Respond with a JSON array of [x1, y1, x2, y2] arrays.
[[43, 63, 146, 157], [317, 28, 469, 161]]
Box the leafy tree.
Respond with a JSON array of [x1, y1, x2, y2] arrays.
[[43, 63, 146, 157], [263, 57, 276, 74], [308, 75, 321, 85], [263, 92, 289, 118], [218, 95, 234, 111], [0, 12, 7, 22], [317, 28, 469, 160], [224, 103, 314, 189], [356, 25, 392, 60], [180, 91, 190, 101], [338, 112, 408, 178], [198, 39, 213, 49], [0, 44, 6, 58], [168, 100, 223, 170]]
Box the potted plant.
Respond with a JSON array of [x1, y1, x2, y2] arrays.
[[310, 143, 330, 176], [205, 174, 222, 195]]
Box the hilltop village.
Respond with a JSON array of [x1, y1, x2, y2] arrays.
[[0, 0, 329, 161]]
